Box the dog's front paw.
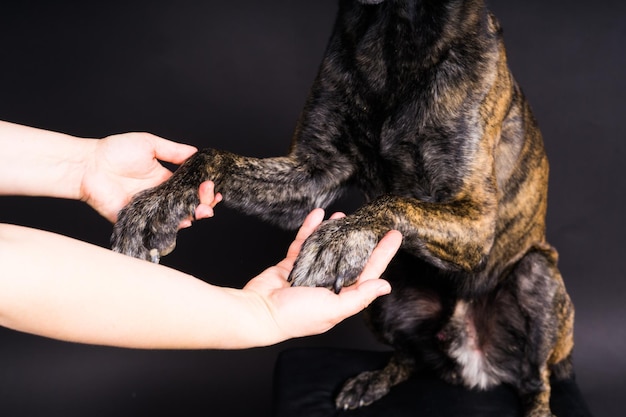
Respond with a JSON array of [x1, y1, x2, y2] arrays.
[[288, 217, 378, 292], [335, 370, 391, 410], [111, 185, 198, 262]]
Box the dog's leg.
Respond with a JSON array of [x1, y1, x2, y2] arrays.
[[335, 352, 416, 410], [111, 148, 354, 261], [335, 253, 453, 409], [289, 190, 498, 292], [332, 247, 574, 414], [509, 246, 574, 417], [111, 40, 364, 261]]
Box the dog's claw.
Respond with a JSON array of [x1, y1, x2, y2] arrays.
[[334, 275, 345, 294], [149, 249, 161, 264]]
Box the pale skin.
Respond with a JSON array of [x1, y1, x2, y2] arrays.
[[0, 121, 401, 349]]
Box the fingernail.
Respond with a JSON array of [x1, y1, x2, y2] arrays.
[[376, 281, 392, 296]]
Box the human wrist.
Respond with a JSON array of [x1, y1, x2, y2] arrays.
[[73, 137, 99, 203], [0, 121, 95, 200], [21, 128, 95, 202], [230, 289, 286, 348]]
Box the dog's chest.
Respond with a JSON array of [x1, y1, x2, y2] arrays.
[[344, 115, 474, 203], [334, 64, 481, 202]]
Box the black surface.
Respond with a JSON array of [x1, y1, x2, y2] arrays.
[[0, 1, 624, 416], [273, 348, 593, 417]]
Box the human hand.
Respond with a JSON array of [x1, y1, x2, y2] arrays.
[[80, 132, 221, 223], [243, 209, 401, 345], [180, 181, 223, 229]]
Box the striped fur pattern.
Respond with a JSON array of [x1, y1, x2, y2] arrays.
[[112, 1, 574, 415]]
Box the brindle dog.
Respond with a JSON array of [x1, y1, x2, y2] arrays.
[[112, 1, 574, 415]]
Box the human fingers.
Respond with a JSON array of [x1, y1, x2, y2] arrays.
[[179, 181, 219, 228], [294, 274, 394, 336], [356, 230, 402, 283], [199, 181, 222, 208], [150, 134, 198, 165], [331, 278, 392, 321], [327, 233, 402, 318], [312, 230, 400, 315], [329, 211, 346, 220], [194, 181, 222, 220], [194, 204, 215, 221], [284, 208, 326, 260]]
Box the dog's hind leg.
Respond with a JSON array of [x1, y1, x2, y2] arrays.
[[334, 253, 453, 409], [335, 352, 416, 410], [508, 246, 574, 417]]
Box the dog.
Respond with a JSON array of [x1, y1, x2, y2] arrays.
[[111, 1, 575, 415]]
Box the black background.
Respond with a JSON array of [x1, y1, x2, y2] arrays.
[[0, 1, 624, 416]]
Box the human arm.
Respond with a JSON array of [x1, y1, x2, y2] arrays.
[[0, 209, 399, 349], [0, 120, 219, 223]]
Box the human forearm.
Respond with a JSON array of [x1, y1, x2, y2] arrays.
[[0, 214, 398, 350], [0, 120, 205, 223], [0, 121, 93, 200], [0, 224, 275, 349]]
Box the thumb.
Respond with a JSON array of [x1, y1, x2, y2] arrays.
[[357, 278, 392, 299], [335, 279, 392, 318], [357, 230, 402, 283], [151, 135, 198, 165]]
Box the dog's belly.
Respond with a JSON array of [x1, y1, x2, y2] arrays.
[[366, 252, 528, 391], [442, 300, 510, 389]]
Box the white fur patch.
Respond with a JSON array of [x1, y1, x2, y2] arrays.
[[447, 301, 499, 390]]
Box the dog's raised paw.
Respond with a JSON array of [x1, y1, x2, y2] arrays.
[[287, 217, 378, 292], [111, 185, 198, 262]]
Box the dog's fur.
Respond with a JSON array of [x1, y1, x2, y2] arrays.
[[112, 1, 574, 415]]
